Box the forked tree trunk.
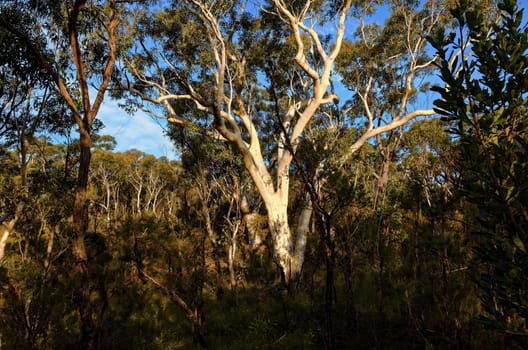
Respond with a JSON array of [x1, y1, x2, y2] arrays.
[[266, 196, 310, 284]]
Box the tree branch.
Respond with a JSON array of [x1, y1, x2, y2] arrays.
[[0, 16, 83, 128]]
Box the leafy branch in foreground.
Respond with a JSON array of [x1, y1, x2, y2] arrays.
[[429, 0, 528, 339]]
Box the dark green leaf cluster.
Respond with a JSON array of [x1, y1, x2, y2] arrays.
[[429, 0, 528, 338]]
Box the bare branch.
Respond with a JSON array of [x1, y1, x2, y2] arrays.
[[342, 108, 436, 164]]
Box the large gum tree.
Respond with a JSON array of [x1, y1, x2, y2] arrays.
[[125, 0, 444, 284], [0, 1, 128, 348]]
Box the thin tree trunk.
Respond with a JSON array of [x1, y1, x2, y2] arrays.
[[414, 196, 422, 282], [43, 219, 54, 272], [227, 220, 240, 298], [72, 135, 98, 350], [140, 269, 207, 346], [19, 139, 28, 187], [202, 201, 224, 298], [315, 212, 336, 350], [343, 231, 358, 335], [373, 149, 392, 210], [377, 218, 387, 316], [291, 198, 311, 286], [105, 180, 111, 230], [194, 226, 207, 346], [241, 196, 262, 249]]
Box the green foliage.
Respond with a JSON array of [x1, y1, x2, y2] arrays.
[[335, 0, 439, 123], [429, 0, 528, 339], [0, 6, 74, 150], [2, 0, 525, 348], [0, 121, 512, 349]]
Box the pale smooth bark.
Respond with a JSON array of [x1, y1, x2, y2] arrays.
[[0, 220, 15, 263], [129, 0, 445, 283], [128, 0, 351, 283], [291, 197, 312, 283], [228, 229, 238, 290], [0, 204, 22, 263]]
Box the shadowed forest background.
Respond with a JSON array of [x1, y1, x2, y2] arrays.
[[0, 0, 527, 349]]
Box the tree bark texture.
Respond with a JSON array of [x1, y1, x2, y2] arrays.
[[72, 135, 98, 350], [0, 204, 23, 264], [266, 197, 309, 284], [0, 216, 16, 263]]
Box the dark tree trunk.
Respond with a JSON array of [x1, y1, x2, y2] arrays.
[[72, 131, 98, 350], [317, 213, 336, 349], [343, 230, 358, 335], [19, 137, 28, 187]]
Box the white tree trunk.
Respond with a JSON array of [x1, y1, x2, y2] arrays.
[[0, 216, 18, 263], [267, 203, 293, 282], [0, 227, 10, 262], [228, 228, 237, 290], [128, 0, 351, 285], [264, 188, 311, 283], [292, 198, 312, 282], [266, 204, 311, 283]]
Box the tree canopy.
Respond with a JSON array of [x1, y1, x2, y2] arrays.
[[0, 0, 526, 348]]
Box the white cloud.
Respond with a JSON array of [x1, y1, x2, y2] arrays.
[[98, 99, 178, 159]]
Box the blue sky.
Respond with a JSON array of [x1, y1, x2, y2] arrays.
[[96, 2, 387, 160], [97, 98, 178, 159], [96, 0, 527, 160]]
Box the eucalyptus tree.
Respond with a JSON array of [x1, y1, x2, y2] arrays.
[[0, 1, 131, 348], [124, 0, 446, 285], [174, 125, 251, 296], [332, 0, 449, 214], [0, 9, 73, 188]]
